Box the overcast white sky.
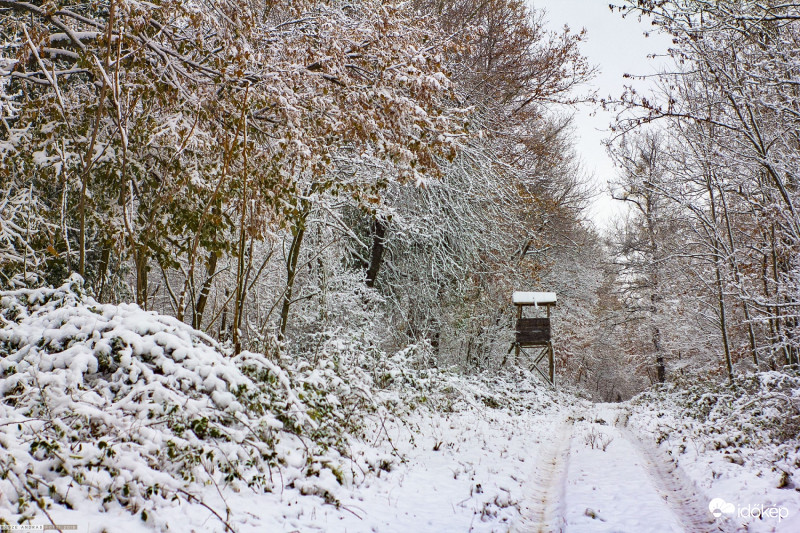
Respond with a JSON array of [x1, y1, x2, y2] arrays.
[[531, 0, 673, 228]]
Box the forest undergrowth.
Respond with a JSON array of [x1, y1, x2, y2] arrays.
[[0, 277, 563, 528], [630, 370, 800, 491]]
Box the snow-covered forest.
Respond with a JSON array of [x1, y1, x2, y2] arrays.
[[0, 0, 798, 531]]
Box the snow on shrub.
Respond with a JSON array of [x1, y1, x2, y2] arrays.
[[0, 276, 364, 527], [634, 371, 800, 447], [630, 370, 800, 487]]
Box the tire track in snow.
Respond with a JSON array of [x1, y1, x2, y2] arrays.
[[616, 411, 736, 533], [512, 417, 574, 533]]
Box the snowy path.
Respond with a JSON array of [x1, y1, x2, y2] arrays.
[[513, 416, 574, 532], [94, 399, 772, 533], [39, 398, 783, 532], [514, 405, 729, 533]]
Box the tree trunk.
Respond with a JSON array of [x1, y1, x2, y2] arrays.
[[220, 289, 229, 341], [718, 181, 758, 365], [652, 319, 665, 383], [135, 249, 148, 309], [193, 250, 218, 330], [644, 187, 665, 383], [762, 252, 779, 366], [365, 217, 386, 288], [707, 183, 733, 381], [715, 259, 734, 381], [78, 4, 115, 278], [279, 219, 307, 339], [771, 225, 792, 366], [97, 239, 112, 302], [278, 183, 317, 340]]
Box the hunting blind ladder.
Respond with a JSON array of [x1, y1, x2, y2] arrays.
[[513, 291, 556, 386]]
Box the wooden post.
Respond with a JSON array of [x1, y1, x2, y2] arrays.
[[515, 305, 522, 362], [547, 302, 553, 384]]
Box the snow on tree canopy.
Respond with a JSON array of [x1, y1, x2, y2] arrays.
[[512, 291, 557, 306]]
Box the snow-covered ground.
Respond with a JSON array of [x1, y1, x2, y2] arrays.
[[10, 397, 799, 532], [526, 405, 716, 533], [102, 401, 800, 533], [7, 394, 572, 532], [219, 407, 566, 532], [627, 380, 800, 533], [2, 281, 798, 532]]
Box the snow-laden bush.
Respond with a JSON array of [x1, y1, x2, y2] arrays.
[[634, 371, 800, 447], [630, 370, 800, 487], [0, 276, 366, 527], [346, 337, 561, 415]]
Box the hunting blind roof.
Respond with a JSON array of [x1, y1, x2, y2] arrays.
[[512, 291, 557, 306]]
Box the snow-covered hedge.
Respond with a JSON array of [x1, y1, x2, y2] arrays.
[[0, 276, 367, 527], [629, 371, 800, 489]]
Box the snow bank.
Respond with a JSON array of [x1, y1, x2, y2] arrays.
[[627, 372, 800, 532], [0, 276, 362, 529]]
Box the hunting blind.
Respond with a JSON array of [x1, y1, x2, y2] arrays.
[[513, 291, 556, 386]]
